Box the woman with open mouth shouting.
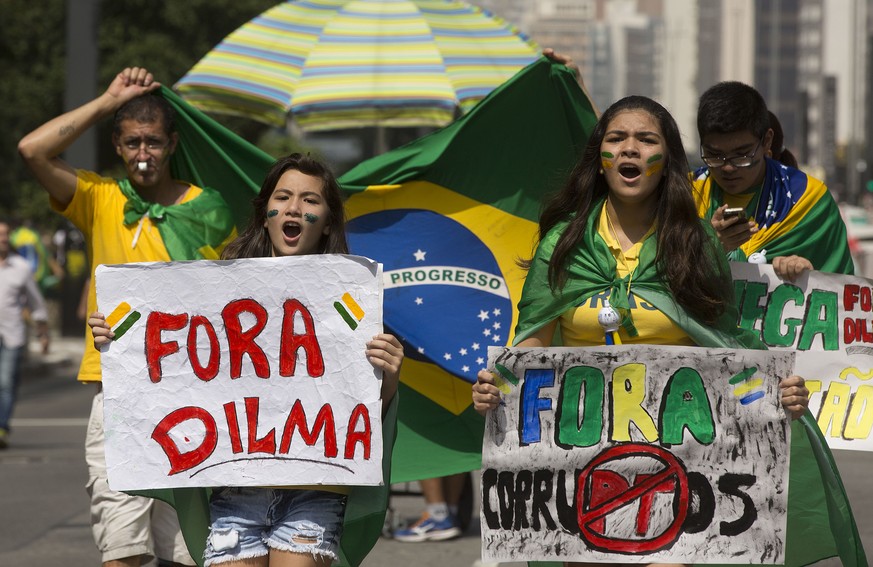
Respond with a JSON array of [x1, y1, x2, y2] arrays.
[[472, 96, 810, 567]]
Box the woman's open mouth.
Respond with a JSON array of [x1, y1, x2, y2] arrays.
[[618, 163, 642, 182], [283, 222, 301, 240]]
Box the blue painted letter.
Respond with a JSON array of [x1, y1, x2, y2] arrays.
[[521, 369, 556, 444]]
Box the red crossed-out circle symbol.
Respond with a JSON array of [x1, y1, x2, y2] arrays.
[[576, 443, 689, 554]]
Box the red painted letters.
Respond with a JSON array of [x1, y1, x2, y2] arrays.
[[146, 312, 189, 383]]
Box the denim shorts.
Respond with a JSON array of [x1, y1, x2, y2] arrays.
[[204, 487, 346, 566]]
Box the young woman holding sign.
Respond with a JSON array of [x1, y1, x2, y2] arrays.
[[471, 96, 814, 567], [91, 153, 403, 567]]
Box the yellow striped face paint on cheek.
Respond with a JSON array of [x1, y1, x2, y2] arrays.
[[645, 153, 664, 176], [601, 151, 615, 170]]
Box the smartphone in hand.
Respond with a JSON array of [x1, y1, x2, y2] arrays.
[[723, 207, 748, 222]]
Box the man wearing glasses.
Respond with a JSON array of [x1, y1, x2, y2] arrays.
[[693, 81, 853, 278], [18, 67, 235, 567]]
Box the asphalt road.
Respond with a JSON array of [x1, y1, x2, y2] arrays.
[[0, 337, 868, 566]]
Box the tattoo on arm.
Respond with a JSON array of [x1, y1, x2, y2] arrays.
[[59, 123, 76, 136]]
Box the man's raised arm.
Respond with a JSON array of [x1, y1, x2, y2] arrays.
[[17, 67, 161, 207]]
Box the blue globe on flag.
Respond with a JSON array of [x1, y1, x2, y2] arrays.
[[348, 209, 512, 383]]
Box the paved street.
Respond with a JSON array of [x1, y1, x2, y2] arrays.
[[0, 336, 869, 566]]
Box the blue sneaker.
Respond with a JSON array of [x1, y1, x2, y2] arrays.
[[393, 513, 461, 542]]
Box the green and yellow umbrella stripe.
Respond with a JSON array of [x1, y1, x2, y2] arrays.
[[176, 0, 539, 131]]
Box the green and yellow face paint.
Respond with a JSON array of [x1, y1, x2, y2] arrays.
[[601, 151, 615, 170], [645, 154, 664, 177]]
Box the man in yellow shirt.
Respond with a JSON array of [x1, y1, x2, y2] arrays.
[[18, 67, 235, 567]]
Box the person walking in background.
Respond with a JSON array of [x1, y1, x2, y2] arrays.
[[693, 81, 853, 279], [0, 218, 50, 449], [18, 66, 236, 567]]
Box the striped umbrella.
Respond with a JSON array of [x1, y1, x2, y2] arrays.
[[174, 0, 538, 131]]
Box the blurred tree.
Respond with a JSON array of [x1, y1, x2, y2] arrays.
[[2, 0, 282, 227], [1, 0, 66, 225]]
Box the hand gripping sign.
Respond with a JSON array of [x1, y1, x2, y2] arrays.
[[96, 255, 384, 491], [481, 345, 793, 564]]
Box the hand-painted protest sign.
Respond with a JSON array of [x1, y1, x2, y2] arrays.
[[95, 255, 384, 491], [482, 345, 793, 564], [732, 263, 873, 451]]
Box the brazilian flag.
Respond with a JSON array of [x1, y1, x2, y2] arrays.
[[338, 57, 598, 482]]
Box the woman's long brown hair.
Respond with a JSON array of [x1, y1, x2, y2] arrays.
[[537, 96, 731, 325]]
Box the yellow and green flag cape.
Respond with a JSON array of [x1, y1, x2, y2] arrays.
[[519, 205, 865, 566], [692, 159, 854, 274], [337, 57, 598, 483]]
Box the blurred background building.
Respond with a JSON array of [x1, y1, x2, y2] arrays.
[[476, 0, 871, 202]]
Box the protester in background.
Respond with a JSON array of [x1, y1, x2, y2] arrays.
[[393, 473, 467, 542], [18, 67, 236, 567], [694, 82, 853, 279], [10, 220, 64, 293], [0, 218, 49, 449], [472, 95, 820, 567], [90, 153, 403, 567]]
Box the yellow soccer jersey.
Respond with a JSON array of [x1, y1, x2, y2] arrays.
[[53, 170, 233, 382], [559, 207, 694, 347]]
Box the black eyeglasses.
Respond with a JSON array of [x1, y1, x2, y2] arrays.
[[700, 136, 764, 168]]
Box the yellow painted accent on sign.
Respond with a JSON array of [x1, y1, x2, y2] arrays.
[[342, 292, 365, 320], [106, 302, 132, 328], [733, 379, 764, 397]]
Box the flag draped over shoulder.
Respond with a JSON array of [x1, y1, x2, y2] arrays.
[[134, 87, 398, 567], [520, 214, 866, 567], [337, 57, 598, 482], [692, 158, 854, 274], [117, 178, 236, 260]]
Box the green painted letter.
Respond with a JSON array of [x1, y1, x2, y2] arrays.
[[761, 284, 804, 347], [798, 290, 839, 351], [557, 366, 603, 447], [737, 281, 768, 332], [659, 367, 715, 445]]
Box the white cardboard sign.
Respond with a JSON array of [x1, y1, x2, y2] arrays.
[[96, 255, 384, 490], [732, 262, 873, 451], [481, 345, 792, 564]]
